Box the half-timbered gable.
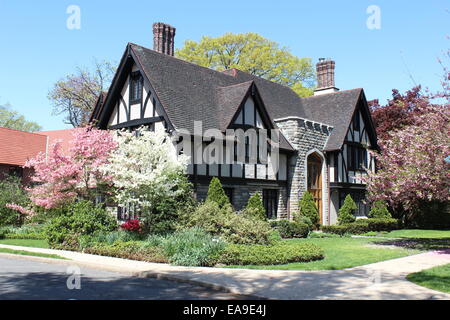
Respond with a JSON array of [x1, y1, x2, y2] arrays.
[[90, 22, 378, 224]]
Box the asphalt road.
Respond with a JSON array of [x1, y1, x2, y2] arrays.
[[0, 256, 257, 300]]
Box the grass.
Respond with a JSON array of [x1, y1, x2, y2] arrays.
[[363, 229, 450, 239], [407, 263, 450, 293], [0, 247, 66, 260], [226, 237, 421, 270], [0, 239, 49, 248]]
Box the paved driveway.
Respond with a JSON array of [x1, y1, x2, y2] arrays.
[[0, 256, 258, 300]]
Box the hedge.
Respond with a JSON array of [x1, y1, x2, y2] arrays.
[[216, 243, 324, 266], [321, 218, 400, 235], [82, 241, 168, 263]]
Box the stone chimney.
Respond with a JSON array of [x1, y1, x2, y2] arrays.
[[314, 58, 339, 95], [153, 22, 176, 56]]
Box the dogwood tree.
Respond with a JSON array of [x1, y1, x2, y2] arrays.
[[367, 105, 450, 218], [101, 129, 189, 230], [26, 126, 117, 209]]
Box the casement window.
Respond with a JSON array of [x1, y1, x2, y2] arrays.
[[339, 190, 369, 217], [352, 113, 360, 131], [223, 188, 234, 205], [347, 145, 367, 171], [263, 189, 278, 219], [129, 71, 143, 105], [9, 166, 23, 178]]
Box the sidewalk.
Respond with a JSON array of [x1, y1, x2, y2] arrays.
[[1, 244, 449, 300]]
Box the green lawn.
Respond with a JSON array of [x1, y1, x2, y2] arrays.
[[407, 263, 450, 293], [365, 229, 450, 239], [0, 247, 66, 259], [226, 237, 421, 270], [0, 239, 49, 248]]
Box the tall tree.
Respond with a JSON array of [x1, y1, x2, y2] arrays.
[[48, 60, 115, 127], [0, 104, 42, 132], [176, 33, 315, 97]]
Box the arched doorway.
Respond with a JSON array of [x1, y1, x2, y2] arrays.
[[307, 153, 323, 225]]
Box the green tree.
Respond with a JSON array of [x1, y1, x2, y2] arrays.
[[176, 33, 315, 97], [294, 191, 319, 227], [244, 193, 266, 220], [48, 60, 115, 127], [368, 200, 392, 219], [0, 176, 31, 226], [206, 177, 230, 209], [0, 104, 42, 132], [338, 195, 357, 225]]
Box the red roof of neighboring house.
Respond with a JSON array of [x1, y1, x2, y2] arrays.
[[37, 129, 76, 154], [0, 127, 48, 166], [0, 127, 76, 166]]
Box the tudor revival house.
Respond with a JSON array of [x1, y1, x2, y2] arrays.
[[90, 22, 378, 225]]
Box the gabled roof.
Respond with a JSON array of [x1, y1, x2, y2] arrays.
[[300, 89, 367, 151], [93, 43, 376, 153]]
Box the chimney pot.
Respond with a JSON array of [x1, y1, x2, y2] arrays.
[[314, 58, 339, 95], [153, 22, 176, 56]]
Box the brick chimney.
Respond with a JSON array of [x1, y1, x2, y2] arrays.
[[314, 58, 339, 95], [153, 22, 176, 56]]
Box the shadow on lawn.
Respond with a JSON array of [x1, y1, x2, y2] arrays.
[[372, 238, 450, 251]]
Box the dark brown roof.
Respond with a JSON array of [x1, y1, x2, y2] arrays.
[[95, 43, 371, 152], [301, 89, 364, 151]]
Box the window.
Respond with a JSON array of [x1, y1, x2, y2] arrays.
[[339, 191, 369, 217], [9, 166, 23, 178], [223, 188, 234, 205], [130, 71, 143, 105], [263, 189, 278, 219], [352, 112, 360, 131], [347, 145, 367, 171]]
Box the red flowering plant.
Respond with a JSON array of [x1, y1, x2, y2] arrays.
[[120, 219, 142, 233]]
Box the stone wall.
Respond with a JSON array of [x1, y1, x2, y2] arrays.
[[275, 118, 332, 223]]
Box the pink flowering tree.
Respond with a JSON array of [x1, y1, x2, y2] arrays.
[[367, 104, 450, 223], [26, 126, 117, 209]]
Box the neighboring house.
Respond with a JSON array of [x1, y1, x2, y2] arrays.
[[0, 127, 75, 184], [90, 22, 378, 225]]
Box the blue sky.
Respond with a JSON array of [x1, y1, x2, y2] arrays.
[[0, 0, 449, 130]]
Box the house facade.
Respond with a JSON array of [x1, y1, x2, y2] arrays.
[[90, 22, 378, 225]]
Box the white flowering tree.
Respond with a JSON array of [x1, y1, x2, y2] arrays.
[[101, 128, 192, 233]]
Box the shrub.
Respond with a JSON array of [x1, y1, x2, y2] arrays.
[[141, 173, 196, 235], [180, 201, 275, 245], [368, 200, 392, 219], [294, 192, 319, 228], [83, 240, 168, 263], [217, 243, 324, 266], [321, 218, 400, 235], [271, 220, 310, 239], [120, 219, 142, 233], [0, 176, 30, 226], [44, 200, 117, 249], [338, 195, 357, 224], [206, 177, 230, 209], [160, 227, 225, 266], [243, 193, 266, 220], [0, 224, 46, 240]]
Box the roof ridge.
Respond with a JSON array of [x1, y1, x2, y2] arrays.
[[129, 43, 239, 81], [0, 127, 44, 135], [301, 88, 363, 100]]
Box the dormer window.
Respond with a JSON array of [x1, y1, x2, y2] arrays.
[[130, 71, 143, 105]]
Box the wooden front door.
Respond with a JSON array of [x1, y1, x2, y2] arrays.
[[307, 153, 323, 224]]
